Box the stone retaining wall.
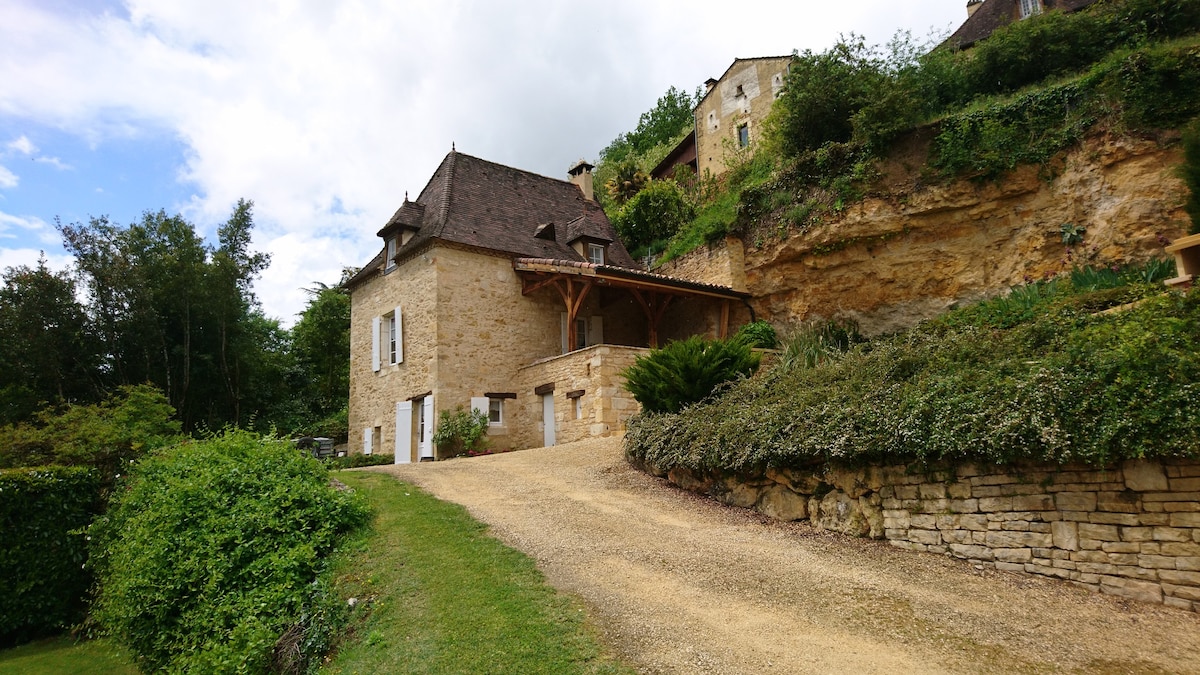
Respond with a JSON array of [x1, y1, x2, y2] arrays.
[[638, 457, 1200, 612]]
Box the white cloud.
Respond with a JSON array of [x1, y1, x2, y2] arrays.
[[6, 135, 35, 155], [0, 209, 56, 243], [0, 0, 969, 321], [0, 165, 15, 189], [0, 246, 73, 274], [33, 155, 71, 170]]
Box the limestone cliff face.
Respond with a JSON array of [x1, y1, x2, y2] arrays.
[[734, 133, 1190, 335]]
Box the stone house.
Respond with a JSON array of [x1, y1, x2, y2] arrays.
[[345, 150, 748, 462], [949, 0, 1099, 48], [692, 56, 793, 178]]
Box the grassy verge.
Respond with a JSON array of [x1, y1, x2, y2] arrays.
[[0, 637, 136, 675], [323, 471, 631, 675]]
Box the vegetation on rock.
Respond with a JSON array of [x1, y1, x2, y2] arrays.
[[626, 261, 1193, 473]]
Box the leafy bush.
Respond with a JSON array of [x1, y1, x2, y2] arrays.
[[623, 336, 761, 414], [432, 406, 489, 458], [0, 466, 100, 646], [0, 385, 181, 486], [89, 429, 368, 674], [626, 275, 1200, 475], [736, 321, 778, 349], [327, 452, 394, 469], [613, 179, 695, 254], [1184, 117, 1200, 234], [777, 320, 861, 372]]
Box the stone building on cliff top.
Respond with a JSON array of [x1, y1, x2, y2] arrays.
[[345, 150, 748, 460]]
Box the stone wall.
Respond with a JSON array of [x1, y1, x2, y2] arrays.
[[641, 456, 1200, 612], [656, 235, 746, 290], [515, 345, 646, 449]]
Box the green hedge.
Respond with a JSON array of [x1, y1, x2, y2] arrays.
[[626, 273, 1199, 474], [0, 466, 100, 646], [89, 430, 369, 674]]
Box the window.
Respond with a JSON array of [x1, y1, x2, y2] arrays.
[[587, 243, 605, 265], [1019, 0, 1041, 18], [574, 318, 588, 351], [574, 397, 582, 420], [737, 123, 749, 148], [488, 398, 503, 425], [385, 236, 397, 270], [374, 307, 402, 370], [735, 84, 745, 97]]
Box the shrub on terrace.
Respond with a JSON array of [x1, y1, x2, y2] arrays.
[[626, 263, 1199, 474], [623, 336, 761, 415]]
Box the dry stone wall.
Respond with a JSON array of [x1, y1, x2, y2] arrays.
[[638, 456, 1200, 612]]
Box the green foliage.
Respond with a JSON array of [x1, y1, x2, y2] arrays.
[[291, 281, 352, 437], [765, 36, 886, 157], [0, 385, 181, 484], [735, 321, 778, 349], [0, 257, 99, 425], [777, 320, 861, 372], [1184, 117, 1200, 234], [88, 429, 369, 674], [1061, 222, 1087, 246], [0, 466, 100, 646], [603, 160, 648, 207], [432, 406, 489, 458], [326, 452, 393, 470], [612, 180, 695, 253], [626, 267, 1198, 475], [326, 473, 633, 674], [622, 336, 761, 414]]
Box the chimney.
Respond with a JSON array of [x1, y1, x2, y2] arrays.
[[704, 77, 718, 94], [966, 0, 983, 16], [568, 159, 595, 201]]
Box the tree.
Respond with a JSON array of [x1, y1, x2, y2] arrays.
[[291, 277, 352, 437], [0, 257, 100, 423], [612, 179, 695, 253], [57, 202, 285, 432], [764, 35, 887, 157], [629, 85, 698, 154]]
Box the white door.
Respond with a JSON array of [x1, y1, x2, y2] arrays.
[[418, 396, 435, 460], [395, 401, 412, 464], [542, 394, 556, 447]]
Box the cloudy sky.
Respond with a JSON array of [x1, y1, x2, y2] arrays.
[[0, 0, 967, 324]]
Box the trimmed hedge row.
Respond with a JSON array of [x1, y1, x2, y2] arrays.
[[0, 466, 100, 646], [626, 279, 1200, 474]]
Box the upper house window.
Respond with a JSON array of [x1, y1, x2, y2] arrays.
[[1019, 0, 1042, 18], [587, 243, 605, 265], [737, 123, 750, 149], [385, 236, 397, 271]]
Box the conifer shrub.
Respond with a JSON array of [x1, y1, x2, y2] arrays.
[[89, 429, 368, 674], [0, 466, 100, 646], [622, 336, 761, 414]]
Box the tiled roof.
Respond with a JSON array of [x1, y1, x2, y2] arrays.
[[514, 258, 750, 300], [947, 0, 1099, 48], [349, 151, 638, 288]]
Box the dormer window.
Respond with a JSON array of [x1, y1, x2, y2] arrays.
[[1019, 0, 1042, 18], [588, 243, 605, 265], [385, 236, 397, 270]]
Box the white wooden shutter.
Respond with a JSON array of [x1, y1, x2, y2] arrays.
[[419, 397, 435, 459], [371, 316, 381, 372], [362, 427, 372, 455], [587, 315, 603, 347], [395, 401, 412, 464], [394, 305, 404, 364], [470, 397, 488, 417], [560, 312, 569, 353]]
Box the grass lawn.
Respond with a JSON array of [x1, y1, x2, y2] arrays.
[[0, 637, 137, 675], [324, 471, 631, 675]]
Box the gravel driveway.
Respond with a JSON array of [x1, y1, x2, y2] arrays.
[[369, 437, 1200, 674]]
